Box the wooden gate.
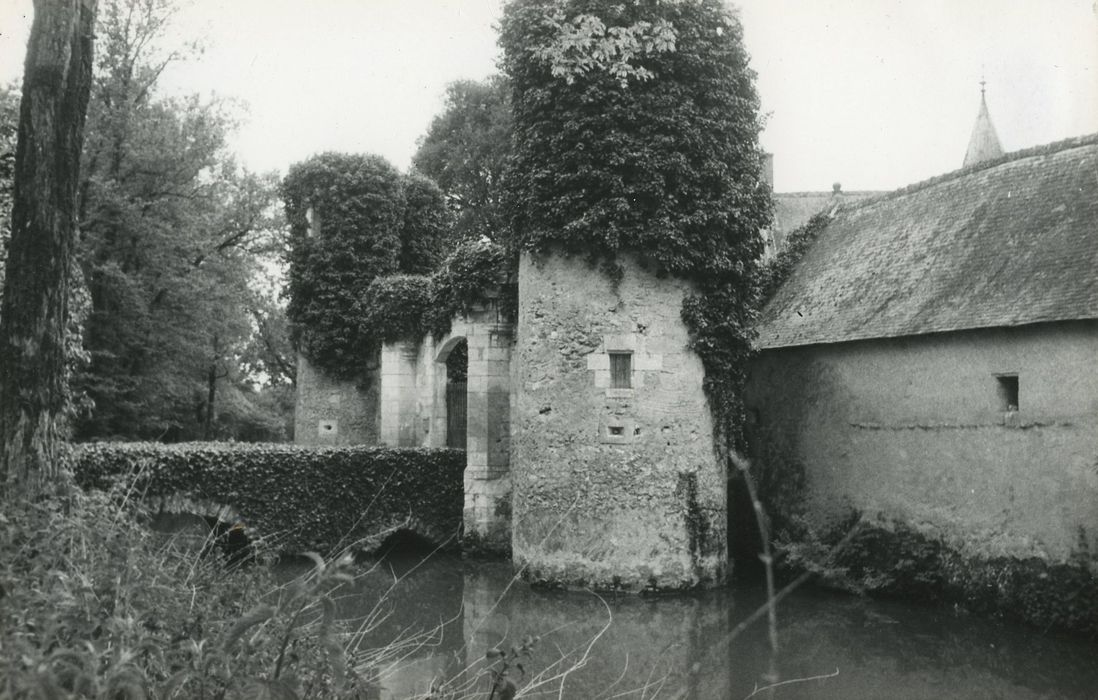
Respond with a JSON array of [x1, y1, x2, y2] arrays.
[[446, 381, 467, 449]]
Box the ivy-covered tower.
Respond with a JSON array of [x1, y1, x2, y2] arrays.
[[501, 0, 771, 591]]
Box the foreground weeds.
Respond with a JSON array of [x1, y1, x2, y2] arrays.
[[0, 488, 386, 698]]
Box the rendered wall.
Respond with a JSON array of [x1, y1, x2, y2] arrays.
[[512, 254, 726, 591], [745, 321, 1098, 561], [294, 354, 379, 446]]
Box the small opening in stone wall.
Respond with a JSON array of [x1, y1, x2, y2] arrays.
[[608, 425, 624, 437], [996, 374, 1019, 412], [609, 352, 632, 389]]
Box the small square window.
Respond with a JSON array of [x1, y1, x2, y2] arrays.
[[995, 374, 1019, 412], [609, 352, 632, 389]]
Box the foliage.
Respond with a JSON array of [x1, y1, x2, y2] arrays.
[[400, 173, 454, 274], [281, 152, 421, 377], [359, 274, 434, 344], [413, 77, 514, 243], [428, 238, 516, 337], [754, 211, 832, 306], [73, 0, 290, 442], [529, 7, 677, 86], [501, 0, 772, 453], [0, 486, 397, 697], [74, 442, 466, 555]]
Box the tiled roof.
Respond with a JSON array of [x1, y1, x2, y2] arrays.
[[770, 190, 880, 250], [755, 134, 1098, 349]]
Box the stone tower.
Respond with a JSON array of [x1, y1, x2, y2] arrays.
[[963, 79, 1004, 167], [511, 254, 727, 592]]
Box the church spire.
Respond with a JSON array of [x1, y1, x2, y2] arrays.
[[963, 78, 1004, 167]]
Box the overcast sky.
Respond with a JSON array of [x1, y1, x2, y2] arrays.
[[1, 0, 1096, 192]]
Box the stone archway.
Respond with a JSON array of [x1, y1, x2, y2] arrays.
[[434, 336, 468, 449], [432, 309, 513, 556]]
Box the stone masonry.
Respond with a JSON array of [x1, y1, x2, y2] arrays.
[[294, 354, 379, 446], [511, 254, 726, 590]]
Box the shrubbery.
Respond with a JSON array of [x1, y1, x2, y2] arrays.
[[74, 442, 465, 555]]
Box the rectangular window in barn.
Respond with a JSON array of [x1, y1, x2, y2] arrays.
[[609, 352, 632, 389], [996, 374, 1019, 412]]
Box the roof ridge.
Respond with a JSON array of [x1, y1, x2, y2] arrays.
[[775, 190, 885, 198], [838, 132, 1098, 213]]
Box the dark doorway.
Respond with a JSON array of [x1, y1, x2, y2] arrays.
[[445, 339, 468, 449]]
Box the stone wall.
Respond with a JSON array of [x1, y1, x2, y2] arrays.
[[301, 304, 514, 556], [293, 354, 379, 446], [512, 254, 725, 591], [745, 321, 1098, 562], [442, 305, 514, 556]]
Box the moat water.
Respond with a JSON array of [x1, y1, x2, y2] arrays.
[[307, 549, 1098, 699]]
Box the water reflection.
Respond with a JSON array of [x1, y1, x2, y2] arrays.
[[328, 552, 1098, 699]]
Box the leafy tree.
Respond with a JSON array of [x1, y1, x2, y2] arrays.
[[412, 77, 513, 243], [500, 0, 772, 451], [0, 0, 98, 497], [73, 0, 288, 441]]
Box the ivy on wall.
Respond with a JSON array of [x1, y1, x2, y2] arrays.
[[74, 442, 466, 555], [282, 153, 454, 378], [754, 212, 833, 306], [354, 239, 516, 346], [500, 0, 773, 453]]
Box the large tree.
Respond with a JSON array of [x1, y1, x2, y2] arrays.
[[0, 0, 98, 496], [412, 77, 513, 243], [73, 0, 287, 441]]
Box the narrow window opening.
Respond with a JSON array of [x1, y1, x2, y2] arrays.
[[609, 352, 632, 389], [608, 425, 624, 437], [996, 374, 1019, 412]]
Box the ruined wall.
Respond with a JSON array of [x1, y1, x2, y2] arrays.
[[745, 321, 1098, 562], [512, 254, 725, 591], [294, 354, 379, 446], [372, 306, 514, 555], [380, 341, 421, 447]]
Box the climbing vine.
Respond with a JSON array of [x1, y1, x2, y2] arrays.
[[351, 239, 516, 346], [282, 153, 452, 378], [754, 211, 833, 306], [501, 0, 772, 453]]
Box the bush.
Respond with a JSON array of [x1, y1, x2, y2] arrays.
[[73, 442, 466, 555]]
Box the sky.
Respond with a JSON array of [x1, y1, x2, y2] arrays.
[[0, 0, 1096, 192]]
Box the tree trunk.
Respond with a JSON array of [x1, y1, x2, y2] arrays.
[[0, 0, 98, 498], [203, 335, 218, 441]]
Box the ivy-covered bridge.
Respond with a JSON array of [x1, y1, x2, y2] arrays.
[[74, 443, 465, 555]]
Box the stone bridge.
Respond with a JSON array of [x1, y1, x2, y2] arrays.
[[74, 443, 465, 557]]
